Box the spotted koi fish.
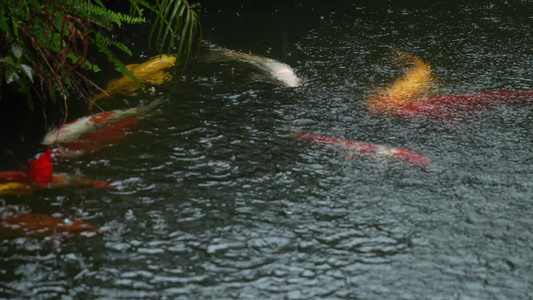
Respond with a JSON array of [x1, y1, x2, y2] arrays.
[[92, 54, 176, 102], [296, 130, 431, 167]]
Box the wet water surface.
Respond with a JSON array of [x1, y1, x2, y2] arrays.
[[2, 1, 533, 299]]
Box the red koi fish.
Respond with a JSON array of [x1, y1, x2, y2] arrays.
[[43, 98, 162, 155], [296, 131, 431, 167], [395, 90, 533, 119], [0, 149, 53, 186], [0, 213, 98, 237]]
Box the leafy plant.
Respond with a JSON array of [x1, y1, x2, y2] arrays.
[[0, 0, 201, 111]]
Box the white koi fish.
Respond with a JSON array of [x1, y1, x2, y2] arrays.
[[205, 44, 302, 87]]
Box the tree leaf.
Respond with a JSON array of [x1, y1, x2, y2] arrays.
[[20, 64, 34, 83], [6, 69, 20, 84], [2, 56, 15, 66], [11, 44, 22, 59]]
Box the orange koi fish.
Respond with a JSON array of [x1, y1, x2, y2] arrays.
[[367, 51, 533, 119], [92, 55, 176, 102], [43, 98, 162, 155], [296, 131, 431, 167], [367, 51, 436, 114], [0, 213, 98, 237]]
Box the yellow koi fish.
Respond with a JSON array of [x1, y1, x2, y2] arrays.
[[92, 55, 176, 102], [367, 51, 436, 114]]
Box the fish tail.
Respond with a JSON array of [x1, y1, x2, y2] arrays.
[[136, 97, 165, 115], [200, 44, 238, 63], [392, 148, 432, 167]]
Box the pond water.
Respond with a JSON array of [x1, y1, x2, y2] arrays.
[[2, 1, 533, 299]]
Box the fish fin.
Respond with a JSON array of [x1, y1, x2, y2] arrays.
[[142, 97, 165, 111]]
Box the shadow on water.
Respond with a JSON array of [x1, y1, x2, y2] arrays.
[[2, 1, 533, 299]]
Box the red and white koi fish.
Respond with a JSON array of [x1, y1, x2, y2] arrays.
[[395, 90, 533, 119], [295, 131, 432, 167], [0, 213, 98, 237], [42, 98, 162, 154], [206, 44, 302, 87]]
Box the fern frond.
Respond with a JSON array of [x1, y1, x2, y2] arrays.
[[0, 4, 13, 38], [93, 32, 141, 88], [147, 0, 201, 70]]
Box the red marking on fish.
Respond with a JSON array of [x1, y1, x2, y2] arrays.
[[392, 90, 533, 119], [0, 150, 53, 186], [26, 149, 53, 186], [296, 131, 431, 167], [0, 171, 28, 182], [58, 116, 140, 154], [91, 111, 117, 124]]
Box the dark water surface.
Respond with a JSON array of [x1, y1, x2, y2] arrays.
[[2, 1, 533, 299]]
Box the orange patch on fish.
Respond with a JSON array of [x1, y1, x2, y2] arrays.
[[1, 213, 98, 237], [367, 51, 436, 114]]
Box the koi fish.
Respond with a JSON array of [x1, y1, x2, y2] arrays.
[[295, 130, 431, 167], [367, 51, 436, 114], [0, 149, 53, 186], [92, 55, 176, 102], [396, 90, 533, 120], [0, 173, 116, 195], [0, 213, 98, 237], [0, 149, 114, 195], [0, 171, 28, 182], [0, 182, 33, 195], [206, 45, 302, 87], [42, 98, 162, 153]]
